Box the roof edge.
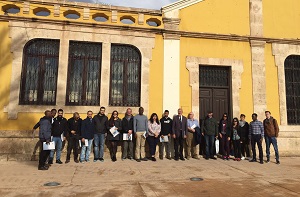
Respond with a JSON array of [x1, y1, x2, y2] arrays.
[[162, 0, 204, 13]]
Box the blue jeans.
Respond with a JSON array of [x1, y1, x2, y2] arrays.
[[80, 139, 93, 161], [205, 135, 215, 158], [94, 133, 105, 159], [265, 136, 279, 161], [50, 136, 62, 160]]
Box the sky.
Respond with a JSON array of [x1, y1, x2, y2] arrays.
[[69, 0, 177, 9]]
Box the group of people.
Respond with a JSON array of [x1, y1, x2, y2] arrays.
[[33, 107, 280, 170]]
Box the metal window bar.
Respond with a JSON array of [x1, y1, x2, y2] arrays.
[[199, 66, 229, 87], [110, 44, 141, 106], [19, 39, 60, 105], [66, 41, 102, 106], [285, 55, 300, 125]]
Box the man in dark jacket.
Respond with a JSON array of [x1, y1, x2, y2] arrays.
[[49, 109, 69, 164], [33, 110, 52, 170], [80, 110, 96, 163], [121, 108, 134, 160], [66, 112, 82, 163], [201, 111, 218, 160], [263, 111, 280, 164], [172, 108, 188, 161], [159, 110, 173, 160], [93, 106, 109, 162]]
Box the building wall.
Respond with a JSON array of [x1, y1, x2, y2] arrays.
[[179, 0, 250, 35], [263, 0, 300, 39]]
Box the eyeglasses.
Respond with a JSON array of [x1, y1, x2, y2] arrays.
[[233, 121, 238, 122]]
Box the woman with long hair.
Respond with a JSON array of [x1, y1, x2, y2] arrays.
[[108, 110, 122, 162], [231, 117, 242, 161], [147, 113, 161, 161], [219, 113, 231, 160]]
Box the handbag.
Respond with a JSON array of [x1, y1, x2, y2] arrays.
[[215, 139, 219, 154]]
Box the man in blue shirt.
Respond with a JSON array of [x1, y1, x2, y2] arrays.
[[249, 113, 264, 164], [186, 112, 200, 160]]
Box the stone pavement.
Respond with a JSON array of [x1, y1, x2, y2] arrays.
[[0, 157, 299, 197]]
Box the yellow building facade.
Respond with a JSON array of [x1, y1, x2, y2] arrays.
[[0, 0, 300, 159]]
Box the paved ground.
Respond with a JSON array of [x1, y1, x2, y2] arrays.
[[0, 156, 299, 197]]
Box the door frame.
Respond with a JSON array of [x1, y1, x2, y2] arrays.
[[186, 56, 243, 120]]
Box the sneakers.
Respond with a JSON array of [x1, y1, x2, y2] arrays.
[[80, 160, 85, 164], [180, 157, 185, 161], [241, 157, 245, 160], [99, 158, 104, 162], [56, 160, 63, 164], [210, 156, 217, 160], [122, 157, 126, 161]]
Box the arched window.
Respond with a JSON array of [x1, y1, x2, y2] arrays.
[[110, 44, 141, 106], [66, 41, 102, 106], [285, 55, 300, 124], [19, 39, 59, 105]]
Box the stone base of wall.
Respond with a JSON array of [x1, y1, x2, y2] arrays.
[[0, 130, 299, 161]]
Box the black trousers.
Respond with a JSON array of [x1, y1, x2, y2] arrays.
[[66, 137, 79, 161], [241, 139, 250, 157], [147, 136, 159, 156], [39, 140, 50, 167], [251, 134, 263, 161], [174, 135, 184, 159], [233, 140, 241, 158], [109, 141, 118, 158]]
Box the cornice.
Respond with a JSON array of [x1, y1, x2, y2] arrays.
[[162, 0, 204, 13], [1, 15, 300, 45]]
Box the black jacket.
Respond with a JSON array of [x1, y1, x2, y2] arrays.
[[121, 115, 134, 133], [33, 116, 52, 141], [93, 114, 109, 134], [67, 117, 82, 138], [52, 117, 69, 137], [107, 118, 122, 141], [239, 121, 249, 142], [218, 119, 231, 136], [160, 117, 173, 136], [81, 117, 96, 139]]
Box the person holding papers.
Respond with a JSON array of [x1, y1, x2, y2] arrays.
[[133, 107, 148, 162], [186, 112, 200, 160], [159, 110, 172, 160], [49, 109, 69, 165], [80, 111, 96, 163], [147, 113, 161, 161], [108, 111, 122, 162], [121, 108, 134, 161], [33, 110, 52, 170]]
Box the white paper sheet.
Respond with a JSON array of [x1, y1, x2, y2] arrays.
[[43, 141, 55, 150], [84, 139, 89, 147], [61, 133, 64, 141], [79, 140, 82, 147], [191, 124, 196, 129], [160, 136, 169, 143], [215, 139, 219, 154], [123, 133, 132, 141], [110, 126, 119, 137], [143, 131, 147, 138]]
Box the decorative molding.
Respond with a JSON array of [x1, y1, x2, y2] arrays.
[[163, 33, 180, 40], [83, 8, 90, 20], [53, 4, 60, 17], [186, 57, 244, 120], [111, 10, 117, 23], [23, 2, 30, 15], [272, 43, 300, 126], [138, 14, 144, 25], [162, 18, 181, 30]]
